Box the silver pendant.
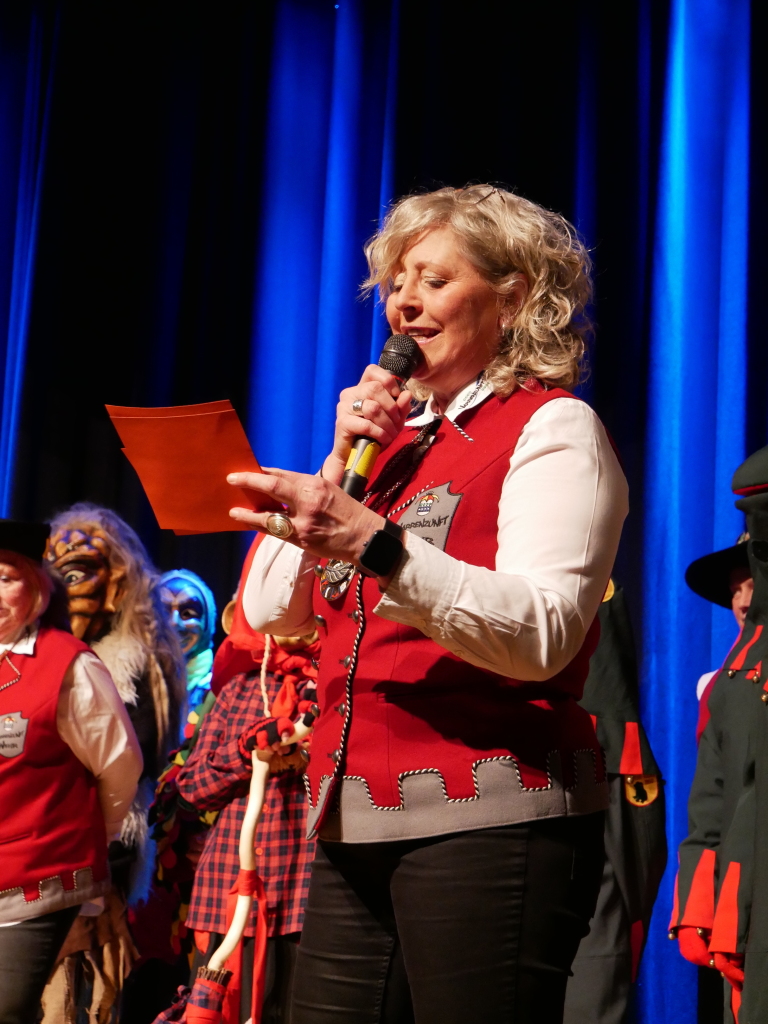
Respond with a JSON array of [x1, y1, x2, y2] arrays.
[[320, 559, 356, 602]]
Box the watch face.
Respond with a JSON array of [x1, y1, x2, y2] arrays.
[[360, 529, 403, 577]]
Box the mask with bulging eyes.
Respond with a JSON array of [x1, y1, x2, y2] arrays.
[[45, 527, 126, 641]]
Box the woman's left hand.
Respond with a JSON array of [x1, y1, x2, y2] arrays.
[[227, 468, 387, 567]]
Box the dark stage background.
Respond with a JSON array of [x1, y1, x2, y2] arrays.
[[1, 2, 766, 1020]]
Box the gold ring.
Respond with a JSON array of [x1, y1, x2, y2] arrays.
[[266, 513, 294, 539]]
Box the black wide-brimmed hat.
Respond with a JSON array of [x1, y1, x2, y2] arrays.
[[0, 520, 51, 563], [685, 532, 750, 609]]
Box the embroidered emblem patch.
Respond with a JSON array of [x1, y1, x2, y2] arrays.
[[416, 492, 439, 516], [0, 712, 28, 758], [623, 774, 659, 807], [398, 482, 463, 550]]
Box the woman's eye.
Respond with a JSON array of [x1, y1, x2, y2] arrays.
[[425, 278, 446, 288]]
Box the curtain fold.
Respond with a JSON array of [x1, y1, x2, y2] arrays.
[[0, 8, 56, 515], [639, 0, 751, 1018], [249, 0, 398, 475]]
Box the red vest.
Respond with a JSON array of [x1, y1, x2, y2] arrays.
[[307, 387, 607, 840], [0, 627, 109, 922]]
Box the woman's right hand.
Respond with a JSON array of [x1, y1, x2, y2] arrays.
[[321, 365, 413, 485]]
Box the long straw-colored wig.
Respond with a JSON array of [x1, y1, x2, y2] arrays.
[[48, 503, 185, 758]]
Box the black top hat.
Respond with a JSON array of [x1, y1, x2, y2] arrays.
[[685, 533, 750, 609], [0, 520, 51, 563]]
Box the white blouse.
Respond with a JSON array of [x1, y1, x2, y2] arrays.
[[1, 627, 143, 839], [243, 380, 629, 682]]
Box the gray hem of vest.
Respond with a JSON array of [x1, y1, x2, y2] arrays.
[[0, 868, 109, 925], [308, 750, 609, 844]]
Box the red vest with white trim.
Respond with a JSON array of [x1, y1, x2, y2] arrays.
[[307, 386, 608, 841], [0, 626, 109, 922]]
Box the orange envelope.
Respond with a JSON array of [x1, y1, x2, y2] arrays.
[[106, 400, 281, 535]]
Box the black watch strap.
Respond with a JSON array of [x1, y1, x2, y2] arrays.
[[380, 518, 403, 541], [358, 518, 404, 578]]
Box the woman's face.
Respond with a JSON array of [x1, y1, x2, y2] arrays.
[[0, 554, 35, 643], [385, 227, 504, 402]]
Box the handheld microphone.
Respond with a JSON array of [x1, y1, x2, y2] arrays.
[[340, 335, 423, 500]]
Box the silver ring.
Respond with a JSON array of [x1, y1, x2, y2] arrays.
[[266, 513, 294, 539], [351, 398, 364, 414]]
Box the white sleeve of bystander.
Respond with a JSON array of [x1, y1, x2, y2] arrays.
[[57, 651, 143, 840]]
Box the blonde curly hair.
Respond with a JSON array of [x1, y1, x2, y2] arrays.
[[363, 184, 592, 395]]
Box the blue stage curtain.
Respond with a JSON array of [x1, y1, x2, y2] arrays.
[[0, 8, 56, 515], [249, 0, 399, 475], [638, 0, 751, 1019]]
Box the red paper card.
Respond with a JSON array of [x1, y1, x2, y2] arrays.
[[106, 400, 280, 535]]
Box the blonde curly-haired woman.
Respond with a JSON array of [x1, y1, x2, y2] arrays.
[[229, 185, 629, 1024]]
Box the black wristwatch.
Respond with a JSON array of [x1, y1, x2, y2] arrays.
[[358, 518, 405, 578]]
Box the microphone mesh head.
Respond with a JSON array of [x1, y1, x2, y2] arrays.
[[378, 335, 423, 379]]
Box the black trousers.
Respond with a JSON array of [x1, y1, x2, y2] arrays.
[[292, 813, 605, 1024], [0, 906, 79, 1024]]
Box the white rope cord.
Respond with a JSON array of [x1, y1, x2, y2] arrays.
[[259, 634, 272, 716]]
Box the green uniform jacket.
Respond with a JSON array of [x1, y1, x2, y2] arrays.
[[673, 508, 768, 1024]]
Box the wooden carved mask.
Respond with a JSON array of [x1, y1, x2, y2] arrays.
[[45, 527, 127, 641]]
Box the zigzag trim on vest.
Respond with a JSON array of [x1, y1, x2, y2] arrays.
[[307, 748, 604, 812], [0, 865, 104, 901]]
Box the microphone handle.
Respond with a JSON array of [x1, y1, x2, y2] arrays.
[[340, 436, 381, 500]]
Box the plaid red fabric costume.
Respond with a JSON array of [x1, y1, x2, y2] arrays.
[[178, 667, 315, 938]]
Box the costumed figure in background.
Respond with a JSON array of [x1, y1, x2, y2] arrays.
[[734, 449, 768, 1024], [564, 579, 667, 1024], [160, 569, 216, 719], [0, 520, 142, 1023], [41, 503, 186, 1024], [149, 580, 234, 977], [687, 534, 752, 703], [171, 536, 319, 1024], [145, 569, 218, 977], [669, 473, 763, 1023], [679, 530, 750, 1022]]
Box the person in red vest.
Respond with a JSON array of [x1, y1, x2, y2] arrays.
[[0, 519, 142, 1023], [227, 184, 629, 1023]]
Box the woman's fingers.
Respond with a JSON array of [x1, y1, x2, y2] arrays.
[[336, 381, 409, 444], [228, 506, 275, 532], [323, 369, 412, 485], [230, 465, 386, 565], [228, 469, 297, 510], [359, 363, 404, 400]]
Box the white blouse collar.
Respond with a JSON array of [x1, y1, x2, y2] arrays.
[[406, 374, 492, 428], [0, 623, 38, 656]]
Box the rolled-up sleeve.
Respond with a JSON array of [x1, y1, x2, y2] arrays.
[[57, 651, 143, 839], [243, 534, 317, 637], [375, 398, 628, 680]]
